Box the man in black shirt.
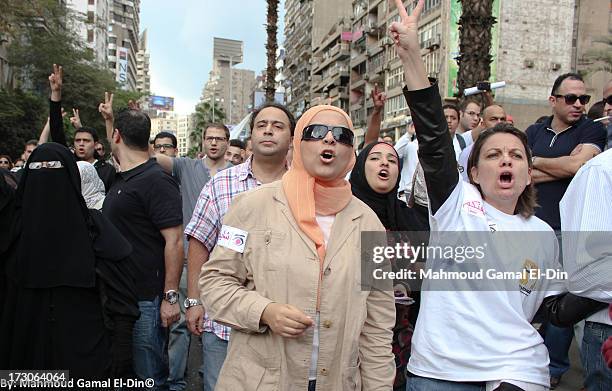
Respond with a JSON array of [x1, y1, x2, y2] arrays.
[[99, 91, 184, 390], [46, 64, 116, 192]]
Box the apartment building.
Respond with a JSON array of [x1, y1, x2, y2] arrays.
[[67, 0, 110, 66], [136, 29, 150, 93], [201, 38, 256, 125], [310, 20, 352, 113], [107, 0, 141, 90], [284, 0, 352, 117]]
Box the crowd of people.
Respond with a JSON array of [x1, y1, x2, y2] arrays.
[[1, 1, 612, 390]]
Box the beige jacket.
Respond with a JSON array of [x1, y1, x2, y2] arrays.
[[200, 181, 395, 391]]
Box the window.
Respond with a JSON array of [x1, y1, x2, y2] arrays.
[[109, 49, 116, 56], [88, 0, 95, 5], [109, 37, 117, 44], [423, 50, 441, 77], [87, 29, 94, 43], [386, 67, 403, 90], [87, 11, 94, 23], [385, 95, 408, 117]]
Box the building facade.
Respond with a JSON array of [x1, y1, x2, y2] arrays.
[[67, 0, 110, 66], [107, 0, 141, 91], [201, 38, 256, 125], [136, 29, 150, 93], [284, 0, 352, 117]]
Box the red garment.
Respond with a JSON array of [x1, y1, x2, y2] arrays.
[[603, 304, 612, 368]]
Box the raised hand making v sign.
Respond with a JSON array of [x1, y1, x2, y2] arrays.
[[49, 64, 63, 102], [389, 0, 429, 91], [98, 92, 114, 140]]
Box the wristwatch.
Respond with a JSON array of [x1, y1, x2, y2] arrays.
[[163, 290, 179, 305], [184, 298, 202, 309]]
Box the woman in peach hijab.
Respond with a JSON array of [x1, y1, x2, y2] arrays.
[[201, 105, 395, 390]]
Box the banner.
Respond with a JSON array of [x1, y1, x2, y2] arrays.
[[116, 47, 129, 86]]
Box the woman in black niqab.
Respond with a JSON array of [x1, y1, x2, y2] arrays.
[[0, 143, 139, 380]]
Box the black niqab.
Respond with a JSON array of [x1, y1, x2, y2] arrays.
[[14, 143, 96, 288], [350, 141, 415, 231]]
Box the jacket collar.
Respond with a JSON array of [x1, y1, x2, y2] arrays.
[[272, 184, 363, 266]]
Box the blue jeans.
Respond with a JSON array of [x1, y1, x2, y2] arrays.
[[405, 376, 485, 391], [580, 321, 612, 391], [133, 297, 170, 391], [168, 265, 190, 391], [543, 323, 574, 378], [543, 231, 573, 379], [202, 331, 228, 391]]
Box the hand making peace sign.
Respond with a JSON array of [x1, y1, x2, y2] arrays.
[[389, 0, 429, 91]]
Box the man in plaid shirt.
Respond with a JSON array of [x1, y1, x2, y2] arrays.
[[184, 102, 295, 391]]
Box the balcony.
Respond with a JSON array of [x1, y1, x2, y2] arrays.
[[350, 51, 367, 68]]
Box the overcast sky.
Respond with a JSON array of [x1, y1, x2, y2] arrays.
[[141, 0, 285, 114]]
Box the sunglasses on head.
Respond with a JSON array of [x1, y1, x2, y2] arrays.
[[554, 94, 591, 105], [302, 124, 354, 146]]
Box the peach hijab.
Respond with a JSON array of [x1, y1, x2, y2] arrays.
[[281, 105, 356, 262]]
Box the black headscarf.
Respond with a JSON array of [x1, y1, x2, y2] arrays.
[[350, 141, 415, 231], [14, 143, 96, 288]]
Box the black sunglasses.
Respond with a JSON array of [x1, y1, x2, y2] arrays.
[[302, 124, 354, 146], [554, 94, 591, 105], [605, 95, 612, 105]]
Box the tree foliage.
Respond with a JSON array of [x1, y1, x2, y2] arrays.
[[0, 0, 146, 159]]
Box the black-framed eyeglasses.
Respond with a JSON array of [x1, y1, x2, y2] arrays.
[[554, 94, 591, 105], [154, 143, 175, 150], [302, 124, 354, 146], [604, 95, 612, 105], [204, 136, 227, 143]]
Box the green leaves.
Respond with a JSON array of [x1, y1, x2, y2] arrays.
[[0, 0, 146, 159]]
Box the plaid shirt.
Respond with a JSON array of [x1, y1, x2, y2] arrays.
[[184, 156, 261, 340]]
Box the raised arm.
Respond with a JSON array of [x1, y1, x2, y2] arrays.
[[391, 0, 457, 213], [98, 92, 115, 141], [38, 117, 51, 144], [363, 84, 386, 146], [48, 64, 67, 146]]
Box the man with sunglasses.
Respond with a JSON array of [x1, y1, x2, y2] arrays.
[[526, 72, 606, 389]]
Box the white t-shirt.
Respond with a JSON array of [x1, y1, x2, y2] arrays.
[[408, 180, 565, 387], [308, 214, 336, 380], [398, 139, 419, 195], [457, 133, 475, 181]]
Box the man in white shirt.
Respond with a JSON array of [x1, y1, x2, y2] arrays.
[[560, 148, 612, 389]]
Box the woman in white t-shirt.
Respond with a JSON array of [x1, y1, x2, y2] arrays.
[[390, 1, 606, 391]]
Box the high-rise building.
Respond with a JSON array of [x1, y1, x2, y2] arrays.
[[201, 38, 256, 125], [284, 0, 352, 117], [107, 0, 141, 91], [136, 29, 150, 93], [176, 114, 197, 156], [67, 0, 110, 66], [310, 19, 352, 113]]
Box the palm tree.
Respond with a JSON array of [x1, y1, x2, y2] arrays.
[[188, 100, 226, 157], [265, 0, 280, 102], [456, 0, 497, 99]]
